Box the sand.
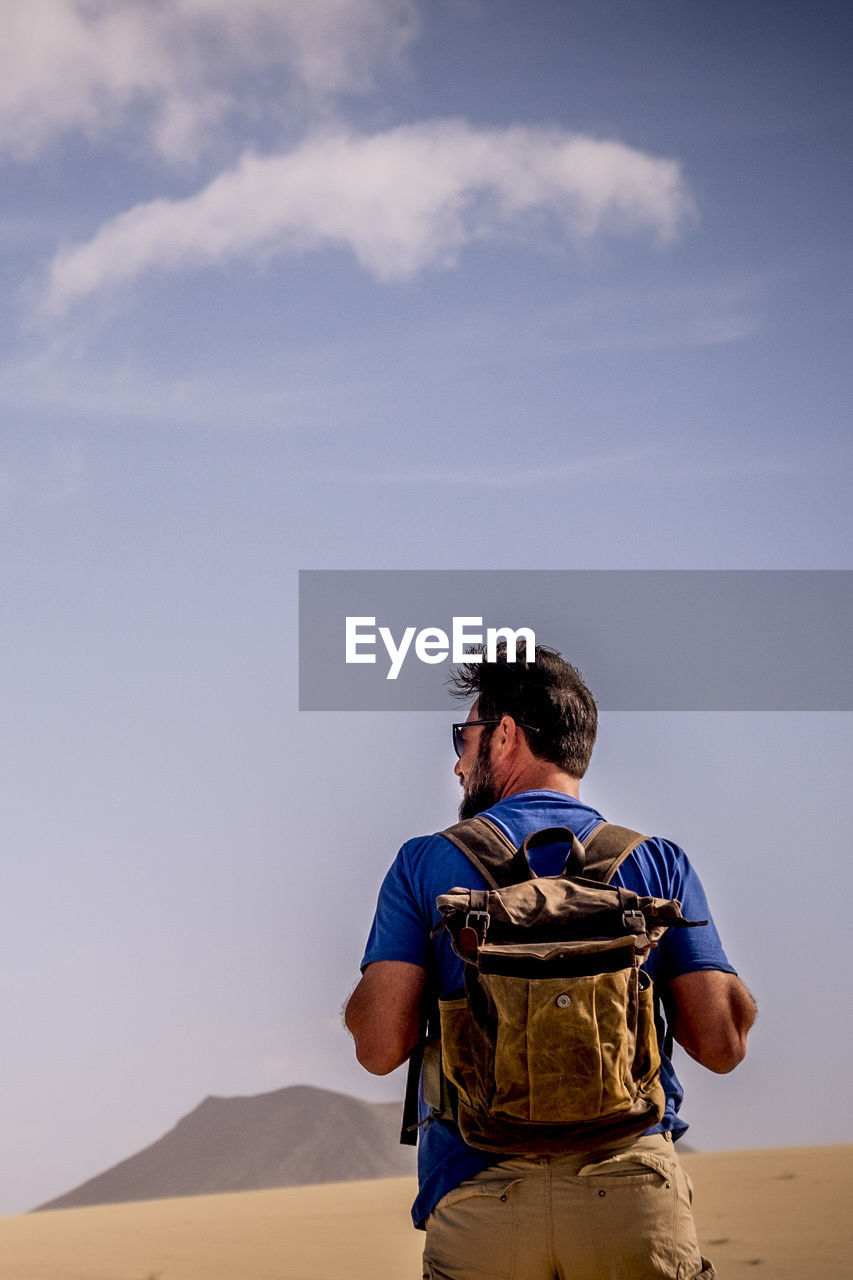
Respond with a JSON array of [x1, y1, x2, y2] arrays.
[[0, 1145, 849, 1280]]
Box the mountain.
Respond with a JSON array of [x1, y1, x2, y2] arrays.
[[35, 1085, 416, 1211]]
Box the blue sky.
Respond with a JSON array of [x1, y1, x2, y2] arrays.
[[1, 0, 851, 1215]]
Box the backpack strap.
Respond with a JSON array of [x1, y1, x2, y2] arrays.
[[443, 817, 647, 887], [581, 822, 647, 883], [402, 816, 520, 1144], [441, 815, 534, 889], [400, 1042, 424, 1145], [582, 822, 674, 1055]]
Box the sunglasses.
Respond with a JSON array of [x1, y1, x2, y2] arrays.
[[452, 719, 538, 758]]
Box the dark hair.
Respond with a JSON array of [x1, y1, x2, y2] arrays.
[[448, 642, 598, 778]]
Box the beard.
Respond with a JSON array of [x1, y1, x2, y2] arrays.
[[458, 731, 500, 820]]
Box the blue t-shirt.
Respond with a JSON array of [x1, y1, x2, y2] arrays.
[[361, 791, 735, 1228]]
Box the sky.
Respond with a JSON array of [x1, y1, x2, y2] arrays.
[[1, 0, 852, 1217]]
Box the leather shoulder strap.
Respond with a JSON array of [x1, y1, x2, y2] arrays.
[[440, 816, 532, 889], [581, 822, 647, 883]]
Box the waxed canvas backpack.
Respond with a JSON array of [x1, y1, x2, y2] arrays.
[[409, 816, 704, 1155]]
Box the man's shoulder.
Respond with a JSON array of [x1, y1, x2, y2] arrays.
[[387, 828, 481, 896], [612, 834, 690, 900]]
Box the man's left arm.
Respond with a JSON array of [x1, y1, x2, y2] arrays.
[[667, 968, 757, 1074]]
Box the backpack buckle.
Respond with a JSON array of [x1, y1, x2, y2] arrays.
[[464, 908, 491, 938], [622, 909, 646, 933], [460, 910, 490, 956], [465, 890, 490, 936]]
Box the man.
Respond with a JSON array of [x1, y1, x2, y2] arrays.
[[346, 645, 755, 1279]]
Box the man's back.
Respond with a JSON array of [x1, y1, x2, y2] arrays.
[[360, 788, 735, 1229]]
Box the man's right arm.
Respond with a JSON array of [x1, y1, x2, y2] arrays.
[[345, 959, 427, 1076]]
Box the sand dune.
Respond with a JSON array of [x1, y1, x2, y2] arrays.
[[2, 1145, 850, 1280]]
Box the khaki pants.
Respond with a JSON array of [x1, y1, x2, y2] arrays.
[[422, 1134, 715, 1280]]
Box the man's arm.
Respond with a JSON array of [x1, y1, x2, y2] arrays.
[[344, 959, 427, 1076], [667, 969, 756, 1074]]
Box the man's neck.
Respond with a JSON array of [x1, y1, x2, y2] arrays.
[[500, 765, 581, 801]]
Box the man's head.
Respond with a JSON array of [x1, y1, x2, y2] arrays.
[[450, 643, 598, 819]]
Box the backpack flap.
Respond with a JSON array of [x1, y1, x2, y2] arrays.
[[436, 878, 700, 965]]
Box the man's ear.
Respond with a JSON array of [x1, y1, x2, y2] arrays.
[[494, 714, 519, 756]]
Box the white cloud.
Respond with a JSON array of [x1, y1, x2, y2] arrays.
[[39, 121, 694, 316], [0, 0, 418, 160]]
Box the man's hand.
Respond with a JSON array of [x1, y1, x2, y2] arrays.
[[667, 969, 756, 1073], [344, 960, 427, 1075]]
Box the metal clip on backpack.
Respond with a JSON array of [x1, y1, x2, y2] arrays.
[[403, 817, 704, 1155]]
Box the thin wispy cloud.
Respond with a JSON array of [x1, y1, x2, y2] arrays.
[[317, 446, 662, 488], [390, 280, 765, 364], [548, 282, 763, 352], [316, 445, 799, 489], [38, 121, 693, 317], [0, 0, 418, 161]]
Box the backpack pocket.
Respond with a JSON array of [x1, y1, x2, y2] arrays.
[[632, 968, 662, 1094], [482, 969, 639, 1123], [438, 994, 493, 1113]]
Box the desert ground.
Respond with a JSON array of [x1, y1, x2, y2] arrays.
[[0, 1145, 850, 1280]]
